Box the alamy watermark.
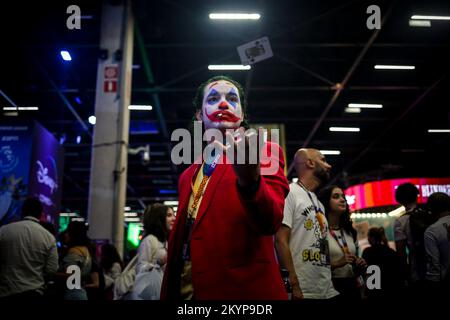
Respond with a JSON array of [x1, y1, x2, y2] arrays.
[[66, 5, 81, 30], [170, 122, 280, 175]]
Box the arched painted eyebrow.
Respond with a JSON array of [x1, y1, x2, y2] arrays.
[[227, 88, 239, 97], [207, 81, 219, 90], [206, 88, 219, 97]]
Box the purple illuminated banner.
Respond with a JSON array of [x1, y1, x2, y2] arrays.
[[0, 121, 64, 227]]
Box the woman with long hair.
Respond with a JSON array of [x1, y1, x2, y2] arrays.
[[318, 185, 367, 300], [62, 221, 92, 300], [132, 203, 175, 300]]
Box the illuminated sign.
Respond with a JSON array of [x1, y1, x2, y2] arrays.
[[345, 178, 450, 211], [127, 223, 141, 248]]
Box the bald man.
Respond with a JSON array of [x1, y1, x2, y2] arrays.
[[275, 148, 338, 299]]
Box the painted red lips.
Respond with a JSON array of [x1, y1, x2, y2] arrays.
[[206, 110, 240, 123]]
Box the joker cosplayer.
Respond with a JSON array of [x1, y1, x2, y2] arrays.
[[161, 76, 289, 300]]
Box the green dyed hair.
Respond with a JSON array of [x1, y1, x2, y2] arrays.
[[192, 75, 249, 129]]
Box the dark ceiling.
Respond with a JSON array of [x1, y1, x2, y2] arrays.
[[1, 0, 450, 214]]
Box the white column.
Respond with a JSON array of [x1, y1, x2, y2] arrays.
[[88, 0, 134, 257]]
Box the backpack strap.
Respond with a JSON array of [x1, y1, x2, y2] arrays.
[[149, 235, 160, 264]]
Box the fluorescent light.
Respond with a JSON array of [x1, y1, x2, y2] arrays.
[[411, 15, 450, 20], [60, 50, 72, 61], [320, 150, 341, 155], [3, 106, 38, 111], [348, 103, 382, 109], [208, 65, 251, 70], [124, 206, 131, 211], [209, 13, 260, 20], [128, 105, 153, 111], [3, 112, 18, 116], [124, 212, 138, 217], [164, 201, 179, 206], [374, 65, 415, 70], [18, 106, 39, 111], [124, 217, 141, 222], [409, 20, 431, 27], [345, 107, 361, 113], [88, 116, 96, 125], [428, 129, 450, 133], [329, 127, 360, 132]]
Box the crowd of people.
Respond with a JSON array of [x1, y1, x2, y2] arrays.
[[0, 76, 449, 301]]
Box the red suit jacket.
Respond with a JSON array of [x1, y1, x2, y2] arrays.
[[161, 142, 289, 300]]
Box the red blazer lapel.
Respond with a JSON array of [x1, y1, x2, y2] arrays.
[[193, 162, 229, 230]]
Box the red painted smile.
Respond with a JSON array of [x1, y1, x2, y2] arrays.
[[206, 110, 240, 123]]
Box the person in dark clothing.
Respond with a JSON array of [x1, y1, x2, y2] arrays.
[[362, 227, 405, 300]]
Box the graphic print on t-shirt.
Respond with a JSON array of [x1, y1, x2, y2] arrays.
[[300, 203, 330, 267]]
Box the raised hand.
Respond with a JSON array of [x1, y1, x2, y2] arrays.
[[225, 128, 261, 187]]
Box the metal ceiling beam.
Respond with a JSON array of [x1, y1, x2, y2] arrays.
[[287, 2, 396, 176], [32, 85, 425, 94], [32, 58, 92, 137], [134, 20, 179, 180], [33, 43, 450, 49], [327, 74, 446, 186], [275, 54, 335, 86]]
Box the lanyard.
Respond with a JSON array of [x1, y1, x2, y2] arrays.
[[297, 181, 326, 235], [183, 151, 221, 261], [330, 228, 350, 255], [297, 181, 320, 212], [188, 151, 221, 218]]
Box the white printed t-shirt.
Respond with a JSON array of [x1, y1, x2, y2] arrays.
[[282, 183, 339, 299]]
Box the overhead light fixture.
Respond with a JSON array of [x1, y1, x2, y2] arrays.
[[124, 206, 131, 211], [345, 107, 361, 113], [374, 65, 415, 70], [163, 201, 179, 206], [209, 13, 261, 20], [329, 127, 360, 132], [60, 50, 72, 61], [411, 15, 450, 20], [409, 20, 431, 27], [124, 212, 138, 217], [320, 150, 341, 155], [428, 129, 450, 133], [348, 103, 383, 109], [128, 105, 153, 110], [3, 106, 39, 111], [88, 116, 96, 125], [124, 217, 141, 222], [208, 65, 251, 70]]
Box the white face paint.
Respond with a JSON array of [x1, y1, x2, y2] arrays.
[[200, 80, 243, 130]]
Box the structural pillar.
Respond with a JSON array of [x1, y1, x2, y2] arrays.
[[88, 0, 134, 257]]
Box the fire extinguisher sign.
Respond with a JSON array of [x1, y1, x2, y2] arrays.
[[103, 65, 119, 93]]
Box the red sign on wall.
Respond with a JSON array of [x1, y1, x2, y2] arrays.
[[103, 81, 117, 93], [103, 65, 119, 93], [344, 177, 450, 211]]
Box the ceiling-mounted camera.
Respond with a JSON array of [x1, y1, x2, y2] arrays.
[[128, 145, 150, 166]]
